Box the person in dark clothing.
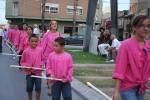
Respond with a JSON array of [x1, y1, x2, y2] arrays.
[[97, 27, 105, 56]]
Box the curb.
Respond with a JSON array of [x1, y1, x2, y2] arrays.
[[73, 64, 115, 67], [71, 77, 108, 100]]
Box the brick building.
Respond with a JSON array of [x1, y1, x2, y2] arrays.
[[5, 0, 102, 34]]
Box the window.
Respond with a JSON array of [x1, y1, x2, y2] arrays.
[[13, 2, 18, 16], [78, 35, 83, 39], [44, 3, 59, 14], [67, 5, 83, 15]]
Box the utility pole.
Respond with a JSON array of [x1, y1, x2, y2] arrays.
[[147, 0, 150, 18], [83, 0, 98, 52], [110, 0, 118, 37], [41, 0, 46, 31], [72, 0, 78, 35], [23, 0, 25, 22]]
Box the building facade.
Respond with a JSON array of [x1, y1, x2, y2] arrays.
[[5, 0, 102, 34]]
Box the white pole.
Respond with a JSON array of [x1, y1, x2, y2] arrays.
[[2, 53, 22, 57], [10, 65, 46, 71], [6, 42, 16, 54], [31, 75, 62, 81], [87, 82, 112, 100]]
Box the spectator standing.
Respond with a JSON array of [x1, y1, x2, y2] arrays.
[[33, 24, 40, 38], [0, 27, 4, 52]]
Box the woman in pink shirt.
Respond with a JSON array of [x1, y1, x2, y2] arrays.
[[41, 20, 61, 96], [112, 15, 150, 100], [21, 34, 44, 100], [46, 37, 73, 100]]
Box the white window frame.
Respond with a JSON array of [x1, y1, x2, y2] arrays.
[[12, 2, 18, 16], [44, 3, 59, 14], [66, 5, 83, 16]]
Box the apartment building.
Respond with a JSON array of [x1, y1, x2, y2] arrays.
[[5, 0, 102, 34]]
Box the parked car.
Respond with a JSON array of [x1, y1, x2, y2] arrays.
[[65, 34, 84, 45]]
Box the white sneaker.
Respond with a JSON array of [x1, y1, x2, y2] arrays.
[[13, 56, 16, 60], [110, 60, 115, 62]]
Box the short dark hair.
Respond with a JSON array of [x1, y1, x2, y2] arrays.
[[54, 37, 65, 46], [22, 22, 28, 26], [99, 27, 105, 32], [132, 15, 149, 26], [29, 34, 38, 41]]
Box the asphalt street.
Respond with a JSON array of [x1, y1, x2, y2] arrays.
[[0, 44, 84, 100]]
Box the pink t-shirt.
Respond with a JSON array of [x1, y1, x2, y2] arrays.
[[20, 47, 44, 76], [10, 29, 19, 44], [41, 31, 62, 63], [112, 37, 150, 94], [19, 34, 41, 51], [46, 52, 73, 86], [14, 30, 26, 46]]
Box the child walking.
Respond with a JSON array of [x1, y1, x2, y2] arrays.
[[20, 34, 44, 100], [17, 26, 41, 71], [46, 37, 73, 100], [112, 15, 150, 100]]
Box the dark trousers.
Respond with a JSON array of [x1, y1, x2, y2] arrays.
[[0, 36, 2, 51], [52, 81, 72, 100], [19, 50, 23, 66]]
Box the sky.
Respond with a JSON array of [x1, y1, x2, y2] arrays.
[[0, 0, 130, 23], [102, 0, 130, 11]]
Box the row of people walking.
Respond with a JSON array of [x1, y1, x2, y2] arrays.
[[5, 20, 73, 100]]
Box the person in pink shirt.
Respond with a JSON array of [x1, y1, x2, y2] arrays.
[[46, 37, 73, 100], [7, 24, 14, 40], [20, 34, 44, 100], [41, 20, 61, 96], [15, 23, 28, 68], [10, 25, 19, 45], [14, 23, 28, 49], [7, 24, 14, 54], [112, 15, 150, 100], [17, 26, 41, 71], [9, 25, 20, 59]]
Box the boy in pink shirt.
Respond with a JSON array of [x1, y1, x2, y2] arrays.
[[21, 34, 44, 100], [112, 15, 150, 100], [46, 37, 73, 100]]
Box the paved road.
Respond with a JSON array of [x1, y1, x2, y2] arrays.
[[0, 45, 84, 100]]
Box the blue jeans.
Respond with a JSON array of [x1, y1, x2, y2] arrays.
[[52, 81, 72, 100], [120, 86, 146, 100], [26, 73, 42, 92]]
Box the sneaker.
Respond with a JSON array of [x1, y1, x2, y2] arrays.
[[48, 92, 52, 96], [13, 56, 16, 60], [110, 60, 115, 62]]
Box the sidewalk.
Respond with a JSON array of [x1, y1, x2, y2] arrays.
[[72, 64, 114, 100]]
